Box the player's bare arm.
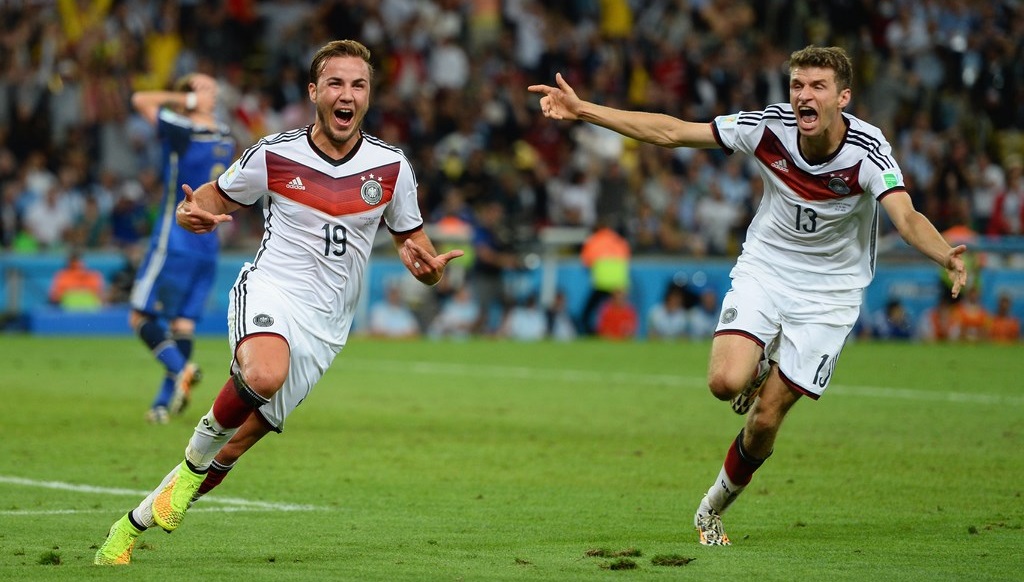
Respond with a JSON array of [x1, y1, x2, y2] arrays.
[[176, 182, 238, 234], [528, 72, 717, 149], [130, 74, 217, 124], [881, 191, 968, 297], [394, 231, 465, 286]]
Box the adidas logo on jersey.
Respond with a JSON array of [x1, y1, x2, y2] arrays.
[[770, 159, 789, 173], [286, 176, 306, 190]]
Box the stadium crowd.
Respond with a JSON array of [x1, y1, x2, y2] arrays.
[[0, 0, 1021, 341]]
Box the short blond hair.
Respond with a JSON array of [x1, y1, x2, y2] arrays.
[[308, 40, 374, 85], [789, 46, 853, 92]]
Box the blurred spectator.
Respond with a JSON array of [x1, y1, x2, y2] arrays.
[[107, 243, 143, 305], [870, 298, 915, 341], [627, 199, 661, 253], [896, 113, 940, 202], [426, 186, 474, 301], [688, 287, 720, 339], [514, 157, 552, 229], [498, 293, 547, 341], [427, 28, 470, 92], [109, 174, 153, 248], [917, 293, 959, 342], [987, 156, 1023, 236], [22, 183, 76, 250], [437, 116, 486, 189], [366, 284, 421, 339], [387, 36, 429, 102], [931, 137, 973, 233], [969, 151, 1006, 234], [640, 148, 679, 215], [428, 285, 480, 340], [72, 195, 111, 249], [0, 177, 20, 250], [430, 186, 475, 230], [952, 287, 991, 343], [21, 151, 57, 204], [468, 198, 521, 334], [695, 182, 742, 256], [49, 249, 105, 311], [596, 289, 638, 340], [594, 161, 630, 232], [989, 294, 1021, 344], [545, 290, 578, 342], [717, 155, 753, 206], [551, 167, 599, 228], [87, 170, 121, 227], [505, 0, 546, 72], [579, 219, 631, 335], [646, 283, 689, 340]]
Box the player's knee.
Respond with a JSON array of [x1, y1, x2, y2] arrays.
[[235, 365, 286, 399], [707, 369, 744, 401], [134, 316, 169, 350], [169, 318, 196, 336]]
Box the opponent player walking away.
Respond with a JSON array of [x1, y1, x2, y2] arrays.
[[95, 40, 464, 565], [529, 45, 967, 545], [128, 73, 236, 423]]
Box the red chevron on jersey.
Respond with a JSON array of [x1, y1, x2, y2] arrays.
[[266, 152, 399, 216], [755, 128, 864, 202]]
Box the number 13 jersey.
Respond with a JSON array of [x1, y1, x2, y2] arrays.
[[713, 104, 906, 305]]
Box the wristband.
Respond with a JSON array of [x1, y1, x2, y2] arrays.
[[185, 92, 197, 111]]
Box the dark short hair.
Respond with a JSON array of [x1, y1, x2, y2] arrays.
[[788, 45, 853, 92], [308, 40, 374, 85], [172, 74, 193, 92]]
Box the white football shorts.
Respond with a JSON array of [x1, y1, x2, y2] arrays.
[[227, 267, 348, 431], [714, 272, 859, 399]]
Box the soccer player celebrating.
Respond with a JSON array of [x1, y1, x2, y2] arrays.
[[529, 45, 967, 545], [128, 72, 236, 423], [95, 40, 464, 565]]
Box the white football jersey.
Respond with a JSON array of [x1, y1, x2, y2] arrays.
[[217, 126, 422, 331], [713, 104, 905, 304]]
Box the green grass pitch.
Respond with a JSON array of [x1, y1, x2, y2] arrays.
[[1, 336, 1021, 581]]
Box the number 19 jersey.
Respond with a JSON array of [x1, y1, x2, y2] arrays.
[[216, 126, 423, 344]]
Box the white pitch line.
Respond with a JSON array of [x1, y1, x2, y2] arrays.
[[0, 507, 295, 516], [0, 475, 322, 512], [827, 383, 1024, 405], [348, 359, 1024, 406]]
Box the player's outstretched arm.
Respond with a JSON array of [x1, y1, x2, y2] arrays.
[[527, 72, 718, 149], [176, 182, 238, 234], [882, 191, 968, 298], [394, 232, 464, 286]]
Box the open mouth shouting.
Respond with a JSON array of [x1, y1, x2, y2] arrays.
[[334, 107, 354, 127], [797, 105, 818, 132]]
